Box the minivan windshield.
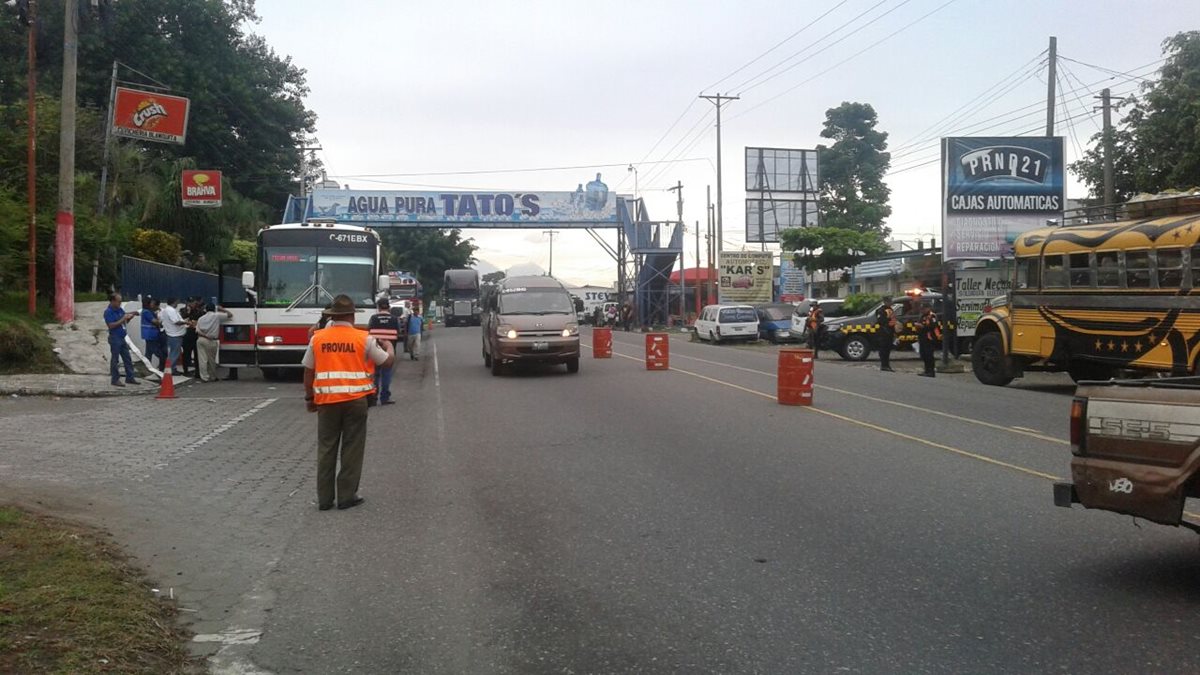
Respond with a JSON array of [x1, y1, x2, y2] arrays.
[[719, 307, 757, 322], [499, 289, 575, 315]]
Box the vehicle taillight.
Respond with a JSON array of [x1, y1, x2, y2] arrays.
[[1070, 398, 1087, 455]]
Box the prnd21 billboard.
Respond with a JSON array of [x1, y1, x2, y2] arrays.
[[112, 87, 191, 145], [718, 251, 773, 304], [941, 137, 1064, 261], [181, 170, 222, 208], [307, 174, 620, 228]]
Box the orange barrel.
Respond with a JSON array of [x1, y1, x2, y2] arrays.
[[645, 332, 669, 370], [593, 327, 613, 358], [777, 348, 814, 406]]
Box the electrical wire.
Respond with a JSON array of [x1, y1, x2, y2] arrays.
[[329, 157, 710, 180], [1056, 60, 1102, 135], [1058, 54, 1159, 84], [1057, 71, 1084, 160], [729, 0, 960, 122]]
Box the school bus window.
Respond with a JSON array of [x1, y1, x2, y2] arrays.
[[1015, 256, 1038, 288], [1068, 252, 1091, 287], [1125, 250, 1151, 288], [1096, 251, 1120, 287], [1156, 248, 1183, 288], [1191, 245, 1200, 286], [1043, 254, 1068, 288]]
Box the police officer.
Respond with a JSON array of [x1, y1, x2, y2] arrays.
[[366, 298, 402, 406], [806, 301, 825, 358], [917, 305, 941, 377], [303, 295, 395, 511], [875, 296, 897, 372]]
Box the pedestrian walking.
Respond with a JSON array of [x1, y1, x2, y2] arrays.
[[159, 298, 188, 374], [140, 296, 166, 370], [875, 296, 897, 372], [303, 295, 394, 511], [367, 298, 401, 405], [621, 302, 634, 332], [406, 309, 423, 361], [917, 306, 941, 377], [181, 297, 203, 376], [806, 301, 825, 359], [104, 293, 140, 387], [195, 303, 232, 382]]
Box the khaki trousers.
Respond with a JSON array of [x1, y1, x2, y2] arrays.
[[316, 396, 369, 507], [197, 336, 219, 381], [406, 334, 421, 359]]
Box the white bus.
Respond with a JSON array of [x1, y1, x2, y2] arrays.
[[218, 220, 387, 377]]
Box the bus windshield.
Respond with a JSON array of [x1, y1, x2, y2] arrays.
[[262, 246, 376, 307]]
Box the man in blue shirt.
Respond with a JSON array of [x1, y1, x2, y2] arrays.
[[405, 311, 423, 361], [104, 292, 140, 387], [140, 296, 165, 370]]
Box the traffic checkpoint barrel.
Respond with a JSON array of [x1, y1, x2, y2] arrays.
[[777, 348, 813, 406], [645, 332, 669, 370], [593, 327, 613, 358]]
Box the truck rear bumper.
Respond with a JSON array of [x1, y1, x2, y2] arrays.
[[1053, 481, 1078, 508]]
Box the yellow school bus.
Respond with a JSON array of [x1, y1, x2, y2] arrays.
[[972, 198, 1200, 386]]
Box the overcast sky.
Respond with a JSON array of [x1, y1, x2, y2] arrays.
[[254, 0, 1191, 286]]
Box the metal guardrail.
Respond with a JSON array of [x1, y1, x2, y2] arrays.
[[120, 256, 219, 302]]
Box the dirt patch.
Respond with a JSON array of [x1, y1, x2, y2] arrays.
[[0, 505, 199, 673]]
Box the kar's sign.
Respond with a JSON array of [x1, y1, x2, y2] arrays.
[[181, 170, 222, 208], [112, 87, 190, 145], [307, 178, 620, 228]]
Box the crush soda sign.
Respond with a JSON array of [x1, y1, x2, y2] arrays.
[[112, 87, 191, 145], [181, 170, 222, 208]]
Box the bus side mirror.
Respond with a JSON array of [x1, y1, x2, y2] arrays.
[[241, 271, 254, 289], [377, 275, 389, 293]]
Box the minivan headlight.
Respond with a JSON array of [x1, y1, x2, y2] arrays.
[[498, 325, 517, 339], [562, 323, 578, 337]]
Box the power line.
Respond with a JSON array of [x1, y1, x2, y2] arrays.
[[1057, 71, 1084, 160], [702, 0, 853, 92], [730, 0, 899, 94], [622, 99, 698, 178], [1058, 54, 1158, 84], [328, 157, 709, 180], [1056, 60, 1102, 135], [730, 0, 959, 122]]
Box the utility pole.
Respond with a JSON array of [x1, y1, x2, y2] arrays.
[[699, 93, 738, 253], [1095, 87, 1124, 209], [55, 0, 79, 323], [542, 230, 559, 277], [706, 185, 714, 304], [1045, 36, 1057, 137], [299, 144, 322, 199], [668, 181, 685, 319], [25, 0, 37, 316], [96, 61, 118, 215], [694, 219, 701, 316]]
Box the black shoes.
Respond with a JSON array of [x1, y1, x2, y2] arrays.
[[918, 372, 935, 378], [381, 400, 396, 406], [318, 503, 333, 511], [337, 497, 365, 510], [881, 367, 895, 372]]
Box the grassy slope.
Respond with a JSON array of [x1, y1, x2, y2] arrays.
[[0, 293, 68, 375]]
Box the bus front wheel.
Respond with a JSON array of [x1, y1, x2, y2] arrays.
[[971, 333, 1014, 386]]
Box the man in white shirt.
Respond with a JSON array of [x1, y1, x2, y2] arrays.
[[159, 297, 189, 375], [195, 303, 233, 382]]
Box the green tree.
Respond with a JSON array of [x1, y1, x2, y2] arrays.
[[817, 102, 892, 236], [781, 226, 889, 295], [131, 228, 182, 264], [1070, 31, 1200, 201], [228, 239, 257, 267], [378, 229, 478, 302], [482, 271, 506, 284]]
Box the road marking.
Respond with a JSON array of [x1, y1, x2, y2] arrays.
[[158, 398, 277, 469], [433, 343, 445, 446], [592, 343, 1067, 445]]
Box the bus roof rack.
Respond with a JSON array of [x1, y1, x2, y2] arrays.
[[1062, 192, 1200, 227]]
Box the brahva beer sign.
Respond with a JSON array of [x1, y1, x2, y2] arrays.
[[112, 87, 190, 145], [718, 251, 773, 304], [181, 170, 222, 208]]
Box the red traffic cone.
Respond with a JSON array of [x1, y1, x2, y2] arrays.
[[157, 359, 177, 399]]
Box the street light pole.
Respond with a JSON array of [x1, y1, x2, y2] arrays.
[[543, 230, 559, 277]]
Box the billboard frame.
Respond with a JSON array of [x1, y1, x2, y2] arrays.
[[744, 146, 819, 244]]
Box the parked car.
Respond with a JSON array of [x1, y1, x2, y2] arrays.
[[825, 291, 947, 361], [694, 304, 759, 344], [791, 299, 848, 343], [755, 303, 801, 343]]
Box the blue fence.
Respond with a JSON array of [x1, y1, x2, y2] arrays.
[[120, 256, 220, 303]]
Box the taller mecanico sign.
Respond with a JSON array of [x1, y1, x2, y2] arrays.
[[941, 137, 1064, 261]]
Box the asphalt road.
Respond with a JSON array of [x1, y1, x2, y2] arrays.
[[242, 326, 1199, 674], [3, 325, 1198, 674]]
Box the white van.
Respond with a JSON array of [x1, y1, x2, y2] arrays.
[[694, 304, 759, 344]]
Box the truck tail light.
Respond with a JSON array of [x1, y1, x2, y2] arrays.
[[1070, 397, 1087, 455]]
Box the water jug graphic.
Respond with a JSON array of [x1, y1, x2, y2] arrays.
[[571, 183, 585, 207], [585, 173, 609, 211]]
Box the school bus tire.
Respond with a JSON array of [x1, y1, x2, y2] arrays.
[[971, 332, 1014, 386]]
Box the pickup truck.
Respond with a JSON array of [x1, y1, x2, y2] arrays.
[[1054, 376, 1200, 532]]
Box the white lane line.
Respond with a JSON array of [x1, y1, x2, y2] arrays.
[[164, 398, 278, 465], [589, 343, 1067, 445], [433, 343, 445, 446]]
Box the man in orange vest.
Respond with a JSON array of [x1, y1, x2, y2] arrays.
[[302, 294, 395, 511]]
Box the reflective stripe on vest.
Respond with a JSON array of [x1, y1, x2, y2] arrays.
[[311, 326, 376, 405]]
